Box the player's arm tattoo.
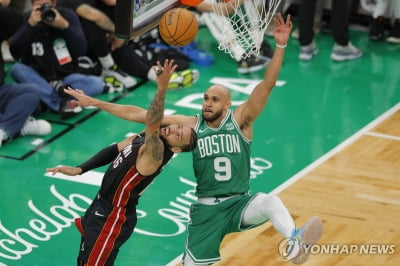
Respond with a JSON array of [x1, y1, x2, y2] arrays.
[[146, 88, 166, 125], [145, 87, 167, 162], [145, 133, 163, 161]]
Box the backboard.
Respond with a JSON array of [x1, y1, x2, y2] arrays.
[[115, 0, 182, 40]]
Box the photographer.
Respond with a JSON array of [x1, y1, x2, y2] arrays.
[[9, 0, 105, 119], [1, 0, 52, 147]]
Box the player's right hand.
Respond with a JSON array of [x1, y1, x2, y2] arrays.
[[153, 59, 177, 91], [64, 86, 95, 107], [46, 166, 83, 176]]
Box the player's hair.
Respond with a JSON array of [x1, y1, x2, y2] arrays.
[[181, 128, 197, 152], [160, 127, 197, 152]]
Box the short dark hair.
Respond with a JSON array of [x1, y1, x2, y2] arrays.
[[181, 128, 197, 152], [160, 127, 197, 153]]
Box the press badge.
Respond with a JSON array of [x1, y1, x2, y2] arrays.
[[53, 38, 72, 65]]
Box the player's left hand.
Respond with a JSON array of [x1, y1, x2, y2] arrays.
[[46, 165, 82, 176], [273, 13, 293, 46], [64, 86, 96, 107], [153, 59, 177, 91]]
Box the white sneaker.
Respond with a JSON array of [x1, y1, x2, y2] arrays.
[[1, 41, 15, 62], [59, 100, 83, 119], [292, 20, 322, 39], [0, 128, 8, 147], [20, 117, 52, 136], [290, 216, 323, 264], [299, 41, 319, 61], [331, 42, 362, 61], [168, 69, 199, 89], [102, 65, 137, 88], [103, 77, 124, 93]]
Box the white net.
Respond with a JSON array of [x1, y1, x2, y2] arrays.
[[208, 0, 282, 59]]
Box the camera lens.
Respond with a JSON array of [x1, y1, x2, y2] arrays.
[[40, 4, 56, 23]]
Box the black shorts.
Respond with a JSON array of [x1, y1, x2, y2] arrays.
[[75, 197, 137, 266]]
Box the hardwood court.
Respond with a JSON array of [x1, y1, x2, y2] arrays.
[[199, 105, 400, 266]]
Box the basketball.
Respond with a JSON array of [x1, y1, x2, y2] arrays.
[[159, 8, 198, 47]]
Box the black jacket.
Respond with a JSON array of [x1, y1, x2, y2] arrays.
[[10, 7, 88, 81]]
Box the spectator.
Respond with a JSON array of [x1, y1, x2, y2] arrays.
[[0, 0, 51, 147], [9, 0, 105, 119], [369, 0, 400, 43], [291, 0, 324, 39], [90, 0, 200, 89], [298, 0, 362, 61], [56, 0, 137, 91]]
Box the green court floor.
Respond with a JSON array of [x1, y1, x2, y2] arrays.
[[0, 25, 399, 265]]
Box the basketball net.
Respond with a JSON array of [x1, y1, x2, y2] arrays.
[[207, 0, 281, 59]]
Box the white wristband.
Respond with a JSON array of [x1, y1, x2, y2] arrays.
[[276, 43, 287, 48]]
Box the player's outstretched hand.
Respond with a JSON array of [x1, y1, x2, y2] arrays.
[[64, 86, 96, 107], [46, 165, 83, 176], [153, 59, 178, 91], [273, 13, 293, 47]]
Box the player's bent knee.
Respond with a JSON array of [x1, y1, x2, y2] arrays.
[[183, 254, 210, 266]]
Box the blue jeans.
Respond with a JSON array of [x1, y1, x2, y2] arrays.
[[11, 63, 104, 112], [0, 83, 40, 139]]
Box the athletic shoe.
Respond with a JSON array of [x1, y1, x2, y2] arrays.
[[177, 41, 214, 67], [102, 64, 137, 88], [103, 76, 124, 93], [237, 54, 269, 74], [59, 99, 82, 119], [387, 19, 400, 44], [292, 20, 322, 39], [0, 128, 8, 147], [258, 40, 273, 60], [168, 69, 199, 89], [1, 41, 15, 62], [20, 116, 52, 136], [369, 16, 385, 41], [50, 80, 65, 93], [49, 80, 71, 99], [290, 216, 323, 264], [299, 41, 319, 61], [331, 42, 362, 62]]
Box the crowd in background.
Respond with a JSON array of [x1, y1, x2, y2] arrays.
[[1, 0, 399, 148]]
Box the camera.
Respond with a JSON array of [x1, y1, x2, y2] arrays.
[[38, 3, 56, 23]]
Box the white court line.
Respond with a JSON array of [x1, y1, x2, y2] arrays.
[[45, 166, 104, 186], [166, 102, 400, 266], [271, 102, 400, 195], [364, 131, 400, 141]]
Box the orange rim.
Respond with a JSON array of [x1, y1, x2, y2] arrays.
[[180, 0, 205, 7]]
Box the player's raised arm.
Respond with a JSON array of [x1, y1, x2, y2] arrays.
[[235, 13, 292, 125], [136, 59, 177, 175], [64, 87, 148, 122], [64, 87, 196, 128]]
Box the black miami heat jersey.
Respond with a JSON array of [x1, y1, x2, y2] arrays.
[[98, 133, 174, 207], [76, 133, 174, 265]]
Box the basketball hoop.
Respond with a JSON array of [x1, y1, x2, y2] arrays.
[[206, 0, 282, 59], [180, 0, 204, 6]]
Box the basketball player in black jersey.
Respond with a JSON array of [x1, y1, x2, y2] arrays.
[[46, 59, 197, 266]]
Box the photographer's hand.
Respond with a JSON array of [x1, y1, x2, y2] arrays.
[[28, 4, 42, 27], [48, 9, 69, 30]]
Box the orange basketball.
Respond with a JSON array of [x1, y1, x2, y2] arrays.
[[159, 8, 198, 47]]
